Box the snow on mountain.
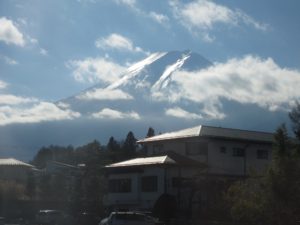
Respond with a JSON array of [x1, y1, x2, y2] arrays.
[[58, 50, 212, 119]]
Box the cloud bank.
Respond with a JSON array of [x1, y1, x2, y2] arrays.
[[92, 108, 140, 120], [154, 55, 300, 119], [77, 88, 133, 101], [0, 102, 80, 126]]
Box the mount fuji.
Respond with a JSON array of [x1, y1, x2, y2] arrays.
[[58, 50, 212, 119], [0, 50, 289, 160]]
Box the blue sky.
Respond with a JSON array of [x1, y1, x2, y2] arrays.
[[0, 0, 300, 127]]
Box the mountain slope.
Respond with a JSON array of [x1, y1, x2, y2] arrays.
[[59, 50, 212, 118]]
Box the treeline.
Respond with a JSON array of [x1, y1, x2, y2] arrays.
[[31, 130, 144, 169], [23, 128, 155, 216]]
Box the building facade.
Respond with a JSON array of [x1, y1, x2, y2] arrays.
[[104, 125, 274, 212]]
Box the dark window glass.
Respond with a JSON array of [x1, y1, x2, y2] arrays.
[[108, 178, 131, 193], [257, 149, 268, 159], [186, 142, 208, 155], [141, 176, 158, 192], [232, 148, 245, 157]]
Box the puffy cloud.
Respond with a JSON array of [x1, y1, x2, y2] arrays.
[[0, 80, 8, 89], [77, 88, 133, 101], [154, 55, 300, 117], [165, 107, 203, 119], [149, 12, 169, 25], [91, 108, 140, 120], [66, 57, 126, 84], [95, 33, 144, 53], [0, 95, 38, 105], [170, 0, 268, 41], [0, 17, 25, 46], [0, 102, 81, 126]]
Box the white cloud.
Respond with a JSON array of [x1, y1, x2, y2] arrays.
[[0, 17, 25, 46], [95, 33, 144, 53], [77, 88, 133, 101], [170, 0, 268, 41], [91, 108, 140, 120], [0, 102, 81, 126], [0, 81, 8, 89], [0, 95, 38, 105], [39, 48, 48, 56], [114, 0, 169, 26], [155, 55, 300, 117], [114, 0, 136, 8], [165, 107, 203, 119], [66, 57, 126, 84], [149, 12, 169, 24], [1, 55, 18, 65]]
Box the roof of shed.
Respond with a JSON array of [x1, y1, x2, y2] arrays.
[[105, 151, 205, 168], [0, 158, 34, 167], [137, 125, 274, 143]]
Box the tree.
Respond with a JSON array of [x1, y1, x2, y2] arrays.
[[146, 127, 155, 138], [121, 131, 137, 159], [226, 116, 300, 225], [289, 101, 300, 139]]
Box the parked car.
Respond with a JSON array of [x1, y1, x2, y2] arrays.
[[99, 212, 163, 225]]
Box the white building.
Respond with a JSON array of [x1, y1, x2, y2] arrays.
[[104, 125, 274, 212], [0, 158, 34, 182]]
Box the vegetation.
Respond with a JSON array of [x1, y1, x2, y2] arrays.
[[23, 130, 145, 216], [226, 103, 300, 225]]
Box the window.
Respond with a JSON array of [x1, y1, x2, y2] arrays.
[[108, 178, 131, 193], [257, 149, 269, 159], [232, 148, 245, 157], [141, 176, 157, 192], [186, 142, 208, 155], [220, 146, 227, 153]]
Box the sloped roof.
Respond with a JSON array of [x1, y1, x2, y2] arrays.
[[105, 152, 205, 168], [137, 125, 274, 143], [105, 156, 176, 168], [0, 158, 34, 167]]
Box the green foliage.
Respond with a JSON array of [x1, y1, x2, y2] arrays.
[[146, 127, 155, 138], [226, 116, 300, 224], [121, 131, 137, 159], [30, 132, 139, 215], [289, 101, 300, 139], [226, 178, 267, 224]]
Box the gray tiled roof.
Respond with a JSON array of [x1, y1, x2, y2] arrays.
[[137, 125, 274, 143]]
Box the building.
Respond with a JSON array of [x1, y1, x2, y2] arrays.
[[0, 158, 34, 182], [104, 125, 274, 213]]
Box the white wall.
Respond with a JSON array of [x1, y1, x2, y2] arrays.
[[144, 137, 272, 176], [104, 167, 166, 209]]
